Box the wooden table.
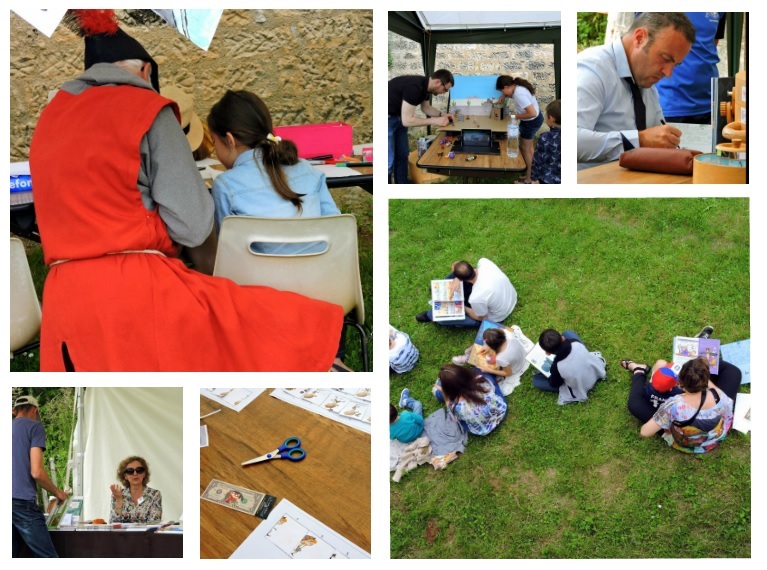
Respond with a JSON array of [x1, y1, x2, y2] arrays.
[[199, 391, 371, 558], [417, 118, 526, 179], [578, 161, 692, 184]]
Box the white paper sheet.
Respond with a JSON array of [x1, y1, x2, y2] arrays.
[[201, 388, 265, 412], [733, 392, 751, 434], [229, 499, 369, 559]]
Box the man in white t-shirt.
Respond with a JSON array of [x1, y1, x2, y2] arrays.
[[417, 258, 517, 327]]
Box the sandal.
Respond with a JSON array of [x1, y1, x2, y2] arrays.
[[620, 359, 650, 375]]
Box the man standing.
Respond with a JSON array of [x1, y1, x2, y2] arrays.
[[416, 258, 517, 327], [12, 395, 68, 557], [654, 12, 726, 124], [388, 69, 455, 183], [577, 13, 695, 168]]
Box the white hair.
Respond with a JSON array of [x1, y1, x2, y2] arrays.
[[113, 59, 146, 75]]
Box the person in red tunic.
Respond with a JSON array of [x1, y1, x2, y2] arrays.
[[28, 10, 344, 371]]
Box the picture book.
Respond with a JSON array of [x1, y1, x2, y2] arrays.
[[467, 343, 499, 370], [430, 279, 464, 322], [672, 336, 720, 375], [467, 319, 505, 370], [525, 343, 554, 378]]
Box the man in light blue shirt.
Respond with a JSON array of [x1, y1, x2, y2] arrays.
[[577, 13, 695, 169]]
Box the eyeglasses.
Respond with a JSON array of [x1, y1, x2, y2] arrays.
[[123, 467, 146, 475]]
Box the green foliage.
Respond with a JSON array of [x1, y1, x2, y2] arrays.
[[577, 12, 608, 52], [389, 198, 750, 559]]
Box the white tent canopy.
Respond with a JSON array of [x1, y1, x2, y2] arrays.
[[416, 11, 561, 31], [74, 388, 183, 522]]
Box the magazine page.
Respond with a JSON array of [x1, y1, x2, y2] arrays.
[[525, 343, 554, 378]]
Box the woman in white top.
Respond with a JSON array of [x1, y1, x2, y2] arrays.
[[496, 75, 544, 184]]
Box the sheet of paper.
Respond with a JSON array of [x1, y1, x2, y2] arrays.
[[201, 388, 264, 412], [313, 164, 362, 178], [270, 388, 371, 433], [721, 339, 750, 384], [229, 499, 369, 559], [732, 392, 751, 434], [200, 425, 209, 447]]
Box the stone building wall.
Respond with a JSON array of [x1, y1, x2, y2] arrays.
[[10, 9, 373, 162], [388, 30, 557, 135]]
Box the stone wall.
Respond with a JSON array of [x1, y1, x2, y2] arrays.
[[10, 9, 373, 162], [388, 30, 557, 135]]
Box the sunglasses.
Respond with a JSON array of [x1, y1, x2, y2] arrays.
[[123, 467, 146, 475]]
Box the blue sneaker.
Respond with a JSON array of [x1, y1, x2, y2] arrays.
[[399, 388, 411, 409]]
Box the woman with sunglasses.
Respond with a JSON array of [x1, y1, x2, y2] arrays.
[[109, 456, 162, 523]]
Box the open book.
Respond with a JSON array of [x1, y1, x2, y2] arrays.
[[525, 343, 554, 378], [430, 279, 464, 322], [672, 336, 720, 375], [467, 319, 503, 369]]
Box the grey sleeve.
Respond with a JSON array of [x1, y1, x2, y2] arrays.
[[138, 106, 214, 247]]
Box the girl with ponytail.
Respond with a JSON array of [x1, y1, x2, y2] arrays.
[[207, 90, 340, 253]]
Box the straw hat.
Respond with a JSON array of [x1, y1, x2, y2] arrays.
[[162, 86, 204, 152]]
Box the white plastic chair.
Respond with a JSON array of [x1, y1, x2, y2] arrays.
[[10, 237, 42, 358], [213, 214, 368, 371]]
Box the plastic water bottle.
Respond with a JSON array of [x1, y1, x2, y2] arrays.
[[506, 116, 519, 158]]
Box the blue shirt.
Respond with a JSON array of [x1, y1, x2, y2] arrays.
[[577, 39, 664, 168], [13, 417, 47, 501], [212, 149, 340, 254], [656, 13, 725, 118], [390, 411, 424, 443]]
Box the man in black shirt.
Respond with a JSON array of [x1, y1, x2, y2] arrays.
[[388, 69, 454, 183]]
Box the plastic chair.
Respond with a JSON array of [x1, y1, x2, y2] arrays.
[[10, 237, 42, 358], [213, 214, 369, 371]]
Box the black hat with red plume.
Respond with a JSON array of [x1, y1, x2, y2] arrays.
[[71, 10, 160, 92]]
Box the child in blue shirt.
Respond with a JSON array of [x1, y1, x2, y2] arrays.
[[530, 100, 561, 184], [389, 389, 424, 443]]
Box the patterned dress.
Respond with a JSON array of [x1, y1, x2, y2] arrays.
[[652, 389, 734, 453], [449, 379, 507, 436], [110, 486, 162, 523]]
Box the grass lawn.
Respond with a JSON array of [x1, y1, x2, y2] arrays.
[[389, 198, 750, 558], [10, 184, 372, 372]]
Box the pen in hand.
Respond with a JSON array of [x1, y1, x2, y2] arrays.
[[660, 119, 681, 149]]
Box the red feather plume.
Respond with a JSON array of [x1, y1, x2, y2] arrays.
[[72, 9, 119, 37]]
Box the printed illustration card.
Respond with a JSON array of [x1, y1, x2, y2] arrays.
[[229, 499, 369, 559], [200, 388, 264, 412]]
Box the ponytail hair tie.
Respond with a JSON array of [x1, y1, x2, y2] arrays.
[[266, 133, 282, 144]]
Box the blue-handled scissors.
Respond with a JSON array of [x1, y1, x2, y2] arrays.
[[241, 436, 306, 466]]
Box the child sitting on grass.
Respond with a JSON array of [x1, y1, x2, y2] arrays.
[[390, 389, 424, 443], [530, 99, 561, 184], [389, 326, 419, 373]]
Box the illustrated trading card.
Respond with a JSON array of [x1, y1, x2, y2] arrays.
[[318, 392, 351, 413], [265, 515, 348, 559], [334, 387, 371, 401], [297, 388, 323, 401], [205, 388, 253, 407], [338, 401, 368, 420], [201, 479, 274, 517]]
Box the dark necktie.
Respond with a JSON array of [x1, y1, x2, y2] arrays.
[[624, 77, 646, 131]]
